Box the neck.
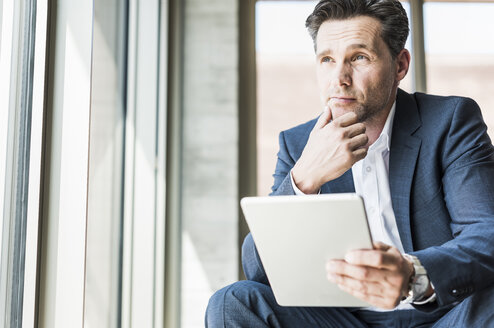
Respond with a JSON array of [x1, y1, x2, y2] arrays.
[[364, 106, 392, 147], [364, 87, 397, 147]]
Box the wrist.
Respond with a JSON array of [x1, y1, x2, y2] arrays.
[[413, 283, 436, 305], [401, 254, 432, 304], [291, 166, 321, 194], [423, 283, 434, 298]]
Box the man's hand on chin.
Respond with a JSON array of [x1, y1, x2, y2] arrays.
[[326, 242, 414, 309], [291, 107, 368, 194]]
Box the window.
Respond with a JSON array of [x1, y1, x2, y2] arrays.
[[1, 0, 170, 326], [424, 2, 494, 137]]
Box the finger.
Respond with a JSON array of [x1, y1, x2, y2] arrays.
[[329, 270, 405, 299], [326, 260, 382, 283], [337, 284, 398, 309], [332, 111, 359, 127], [373, 241, 391, 251], [345, 249, 400, 269], [352, 148, 367, 162], [348, 134, 368, 150], [346, 122, 366, 138], [314, 106, 332, 129], [327, 272, 384, 296]]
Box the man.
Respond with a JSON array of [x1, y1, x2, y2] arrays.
[[206, 0, 494, 326]]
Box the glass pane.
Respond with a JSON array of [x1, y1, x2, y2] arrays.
[[256, 1, 319, 196], [0, 0, 10, 276], [84, 0, 127, 326], [0, 0, 37, 324], [256, 1, 412, 196], [424, 2, 494, 137]]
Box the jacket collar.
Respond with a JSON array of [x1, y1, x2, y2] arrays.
[[388, 89, 422, 252]]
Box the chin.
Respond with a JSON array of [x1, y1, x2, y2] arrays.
[[330, 107, 353, 119], [331, 106, 364, 121]]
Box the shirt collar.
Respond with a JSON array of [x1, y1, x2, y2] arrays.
[[369, 102, 396, 153]]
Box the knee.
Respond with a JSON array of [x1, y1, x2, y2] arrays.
[[205, 281, 272, 328], [242, 233, 269, 285], [205, 285, 230, 328]]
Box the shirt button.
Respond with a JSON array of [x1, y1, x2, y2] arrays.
[[366, 166, 372, 172]]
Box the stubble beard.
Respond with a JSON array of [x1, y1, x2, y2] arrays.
[[355, 81, 395, 125], [354, 101, 386, 124]]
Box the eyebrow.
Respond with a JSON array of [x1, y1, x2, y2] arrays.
[[316, 43, 375, 58]]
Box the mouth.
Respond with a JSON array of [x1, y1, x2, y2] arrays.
[[328, 96, 356, 105]]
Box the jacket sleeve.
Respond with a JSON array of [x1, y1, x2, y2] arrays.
[[412, 97, 494, 310], [270, 131, 297, 196]]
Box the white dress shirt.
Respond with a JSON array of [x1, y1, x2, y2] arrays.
[[351, 104, 404, 253]]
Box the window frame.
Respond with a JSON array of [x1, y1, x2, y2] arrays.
[[0, 0, 45, 326]]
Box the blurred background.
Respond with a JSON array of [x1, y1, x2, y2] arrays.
[[1, 0, 493, 327]]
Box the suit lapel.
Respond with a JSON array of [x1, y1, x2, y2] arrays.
[[389, 89, 422, 253]]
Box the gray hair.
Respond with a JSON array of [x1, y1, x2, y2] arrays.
[[306, 0, 409, 58]]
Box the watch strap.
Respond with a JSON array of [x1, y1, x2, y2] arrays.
[[401, 254, 431, 304]]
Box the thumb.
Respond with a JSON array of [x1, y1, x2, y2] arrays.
[[315, 106, 332, 129], [373, 241, 391, 251]]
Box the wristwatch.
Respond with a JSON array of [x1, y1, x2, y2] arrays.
[[401, 254, 431, 304]]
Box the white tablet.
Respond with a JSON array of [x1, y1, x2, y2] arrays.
[[240, 193, 373, 307]]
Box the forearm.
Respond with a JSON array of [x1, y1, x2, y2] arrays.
[[411, 225, 494, 308]]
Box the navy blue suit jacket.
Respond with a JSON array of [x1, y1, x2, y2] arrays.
[[270, 89, 494, 310]]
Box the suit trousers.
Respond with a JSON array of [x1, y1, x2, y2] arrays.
[[205, 234, 494, 328]]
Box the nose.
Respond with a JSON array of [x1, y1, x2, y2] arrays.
[[331, 61, 352, 87]]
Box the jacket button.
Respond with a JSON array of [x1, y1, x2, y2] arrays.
[[451, 289, 458, 296]]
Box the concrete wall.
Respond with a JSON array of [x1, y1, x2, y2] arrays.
[[181, 0, 239, 327]]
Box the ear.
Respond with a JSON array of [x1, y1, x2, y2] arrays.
[[395, 48, 411, 82]]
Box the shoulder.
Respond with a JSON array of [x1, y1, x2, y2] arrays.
[[280, 117, 317, 145], [282, 117, 318, 137], [406, 91, 492, 167], [411, 91, 480, 121], [416, 92, 484, 138], [278, 117, 318, 161], [396, 89, 483, 135]]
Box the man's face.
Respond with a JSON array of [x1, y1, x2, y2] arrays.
[[315, 16, 400, 123]]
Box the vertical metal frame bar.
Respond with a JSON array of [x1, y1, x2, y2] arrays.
[[122, 0, 166, 326], [238, 0, 258, 281], [0, 0, 12, 266], [0, 3, 18, 317], [37, 0, 94, 326], [121, 0, 137, 324], [0, 0, 39, 325], [22, 0, 48, 325], [154, 0, 169, 327], [410, 0, 427, 92], [84, 0, 129, 326], [164, 0, 183, 327]]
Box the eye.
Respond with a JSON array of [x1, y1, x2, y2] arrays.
[[321, 56, 333, 63], [353, 54, 368, 61]]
